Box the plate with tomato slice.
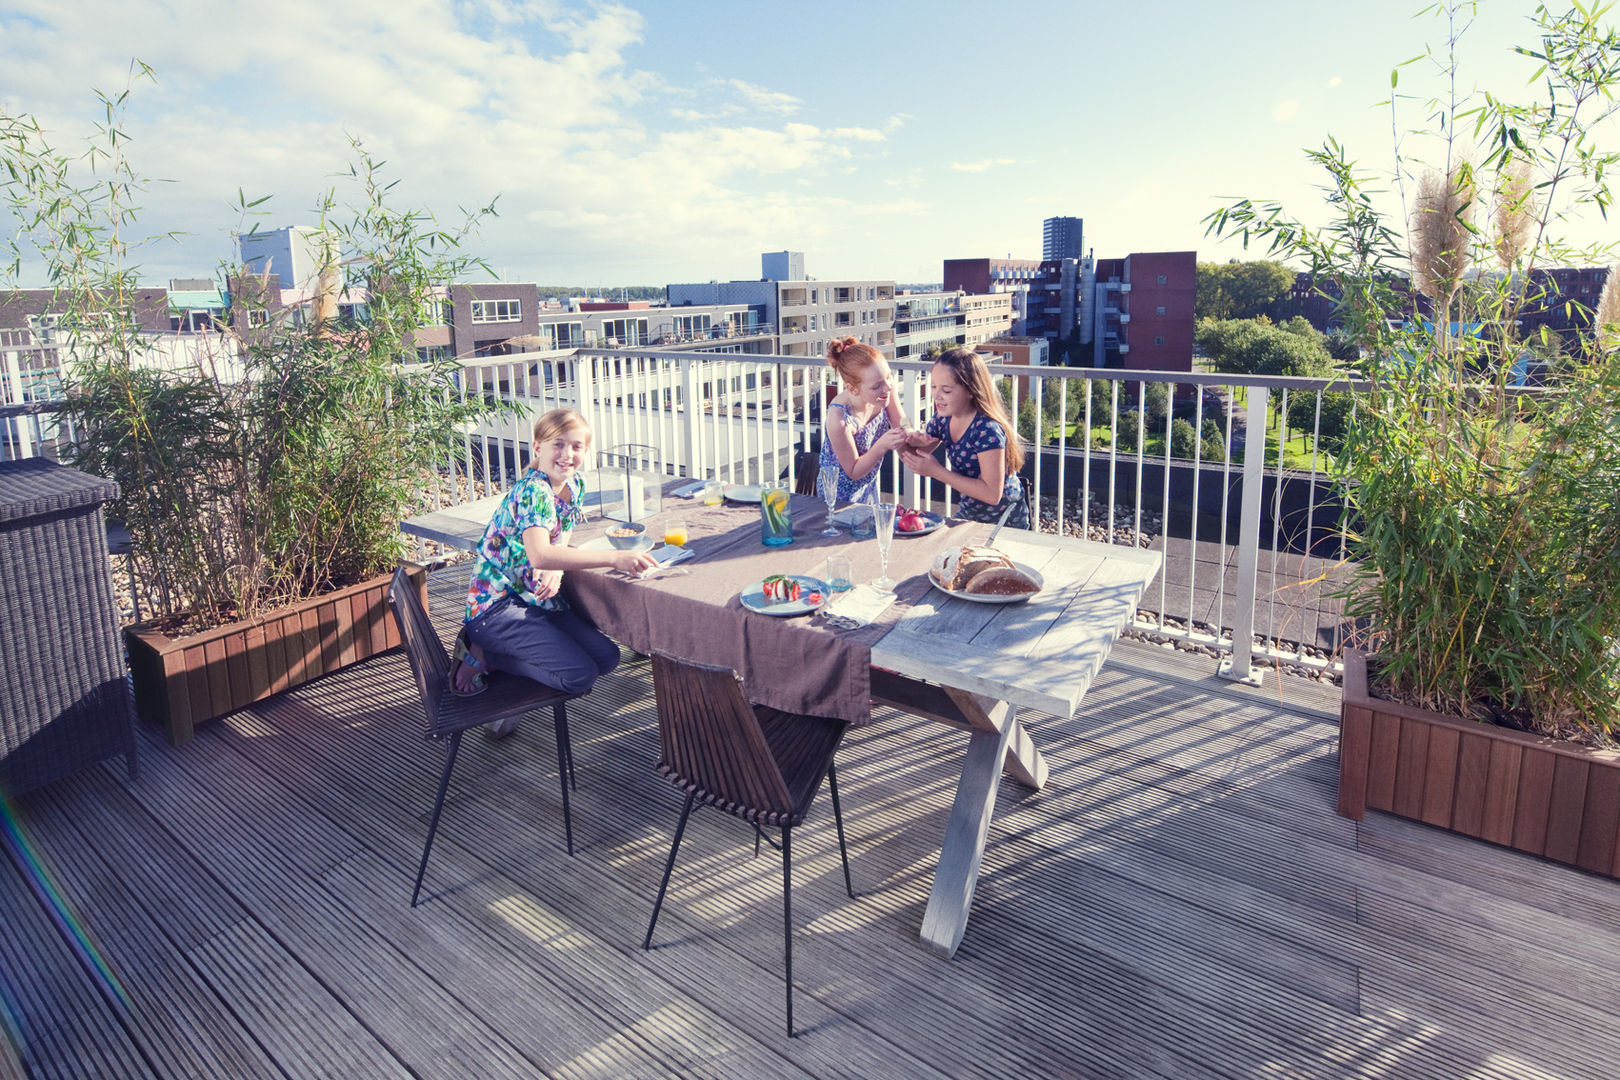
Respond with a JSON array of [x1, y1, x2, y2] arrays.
[[893, 507, 944, 537], [739, 575, 828, 616]]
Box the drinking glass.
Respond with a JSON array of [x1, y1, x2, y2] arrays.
[[849, 491, 876, 540], [818, 464, 841, 536], [871, 502, 898, 591], [760, 483, 793, 546], [663, 518, 689, 547], [825, 555, 854, 593]]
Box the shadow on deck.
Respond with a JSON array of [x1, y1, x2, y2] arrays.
[[3, 570, 1618, 1079]]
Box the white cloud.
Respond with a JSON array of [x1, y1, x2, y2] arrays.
[[726, 78, 801, 114], [1273, 100, 1300, 122], [0, 0, 894, 282], [950, 157, 1016, 172]]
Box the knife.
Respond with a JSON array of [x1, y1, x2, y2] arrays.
[[986, 497, 1017, 547]]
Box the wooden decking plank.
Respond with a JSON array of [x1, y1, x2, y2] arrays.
[[251, 669, 985, 1080], [0, 799, 155, 1080], [110, 721, 568, 1080], [187, 920, 418, 1080], [171, 696, 831, 1080], [16, 792, 287, 1080], [294, 660, 1380, 1080], [254, 653, 1223, 1080]]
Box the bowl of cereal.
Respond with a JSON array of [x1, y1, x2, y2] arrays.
[[606, 522, 647, 549]]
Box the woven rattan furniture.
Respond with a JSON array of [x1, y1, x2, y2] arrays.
[[642, 652, 854, 1037], [386, 567, 581, 906], [0, 459, 136, 798]]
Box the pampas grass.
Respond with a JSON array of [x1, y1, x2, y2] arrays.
[[1492, 159, 1536, 269], [1411, 164, 1476, 305]]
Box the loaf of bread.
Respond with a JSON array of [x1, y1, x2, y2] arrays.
[[961, 564, 1040, 596], [930, 545, 1016, 591]]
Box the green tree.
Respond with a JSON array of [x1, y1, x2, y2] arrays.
[[1196, 260, 1295, 319], [1196, 317, 1335, 377]]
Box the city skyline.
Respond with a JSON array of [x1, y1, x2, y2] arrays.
[[4, 0, 1619, 288]]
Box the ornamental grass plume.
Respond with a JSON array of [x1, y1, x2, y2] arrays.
[[1410, 163, 1476, 305], [1595, 264, 1620, 352], [1491, 158, 1536, 269]]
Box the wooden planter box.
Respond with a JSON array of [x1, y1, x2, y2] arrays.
[[1338, 648, 1620, 879], [126, 565, 427, 746]]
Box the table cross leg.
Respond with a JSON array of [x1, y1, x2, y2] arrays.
[[919, 690, 1020, 958]]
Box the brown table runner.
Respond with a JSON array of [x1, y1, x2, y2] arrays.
[[563, 489, 993, 725]]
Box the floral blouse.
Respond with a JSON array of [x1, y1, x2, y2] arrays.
[[818, 401, 892, 504], [925, 412, 1028, 526], [464, 468, 587, 621]]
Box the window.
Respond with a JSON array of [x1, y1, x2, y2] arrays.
[[247, 309, 270, 328], [471, 298, 522, 323], [1156, 274, 1168, 285], [1155, 336, 1166, 346], [421, 298, 450, 324], [810, 289, 818, 303], [1155, 305, 1167, 317], [554, 321, 584, 347]]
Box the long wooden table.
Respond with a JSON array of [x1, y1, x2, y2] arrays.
[[401, 488, 1160, 957]]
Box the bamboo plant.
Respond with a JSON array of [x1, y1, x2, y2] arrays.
[[1205, 1, 1620, 742], [3, 67, 503, 627]]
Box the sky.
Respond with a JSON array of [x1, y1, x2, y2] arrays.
[[4, 0, 1619, 289]]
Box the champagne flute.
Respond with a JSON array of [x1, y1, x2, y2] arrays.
[[818, 464, 841, 536], [871, 501, 898, 591]]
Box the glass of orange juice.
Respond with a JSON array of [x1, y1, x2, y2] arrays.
[[663, 518, 689, 547]]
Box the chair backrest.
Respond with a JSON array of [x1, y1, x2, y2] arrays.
[[650, 653, 794, 816], [388, 566, 450, 735], [793, 450, 819, 497]]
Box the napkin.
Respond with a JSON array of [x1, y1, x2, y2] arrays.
[[635, 544, 693, 578], [670, 480, 706, 499], [821, 584, 895, 629]]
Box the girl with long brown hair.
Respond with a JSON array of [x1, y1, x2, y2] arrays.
[[899, 348, 1029, 528]]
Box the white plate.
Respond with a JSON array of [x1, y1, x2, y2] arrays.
[[725, 484, 765, 503], [893, 510, 944, 537], [577, 534, 654, 552], [832, 506, 943, 536], [739, 575, 828, 616], [927, 561, 1045, 604]]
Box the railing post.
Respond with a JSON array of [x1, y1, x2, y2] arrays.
[[1219, 387, 1269, 687], [679, 354, 702, 480]]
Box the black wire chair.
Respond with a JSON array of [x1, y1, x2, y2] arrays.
[[642, 652, 855, 1037], [387, 567, 581, 907]]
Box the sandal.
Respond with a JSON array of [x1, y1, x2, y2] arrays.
[[450, 631, 489, 697]]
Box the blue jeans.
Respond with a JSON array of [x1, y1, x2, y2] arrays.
[[463, 596, 620, 696]]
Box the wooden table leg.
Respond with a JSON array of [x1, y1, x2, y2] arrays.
[[919, 690, 1019, 958], [869, 669, 1049, 789]]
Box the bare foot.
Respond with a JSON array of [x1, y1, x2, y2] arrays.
[[451, 636, 488, 695]]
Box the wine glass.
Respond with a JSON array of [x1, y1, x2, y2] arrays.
[[871, 501, 898, 591], [818, 464, 841, 536]]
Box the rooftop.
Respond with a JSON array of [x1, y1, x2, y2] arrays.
[[4, 570, 1616, 1078]]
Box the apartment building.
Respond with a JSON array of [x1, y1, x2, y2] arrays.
[[669, 252, 895, 360], [893, 290, 1014, 358], [1090, 251, 1196, 371]]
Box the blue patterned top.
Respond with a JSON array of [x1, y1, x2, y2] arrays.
[[925, 412, 1027, 526], [818, 401, 891, 504], [464, 468, 588, 621]]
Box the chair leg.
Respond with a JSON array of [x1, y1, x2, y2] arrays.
[[412, 731, 463, 907], [643, 792, 696, 950], [782, 825, 794, 1038], [827, 762, 854, 899], [552, 704, 574, 856], [558, 701, 578, 791]]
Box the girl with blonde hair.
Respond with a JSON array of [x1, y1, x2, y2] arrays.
[[452, 409, 654, 726]]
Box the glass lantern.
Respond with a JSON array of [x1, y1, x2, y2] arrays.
[[593, 442, 664, 525]]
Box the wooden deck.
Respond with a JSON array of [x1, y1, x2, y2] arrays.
[[4, 569, 1619, 1079]]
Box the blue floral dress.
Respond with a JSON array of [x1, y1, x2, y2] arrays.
[[925, 412, 1029, 527], [818, 401, 891, 504], [464, 468, 588, 622]]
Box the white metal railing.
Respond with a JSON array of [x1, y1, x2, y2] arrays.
[[6, 338, 1366, 683], [435, 348, 1367, 683]]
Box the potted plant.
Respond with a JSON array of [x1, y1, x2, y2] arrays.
[[1207, 3, 1620, 876], [3, 70, 501, 743]]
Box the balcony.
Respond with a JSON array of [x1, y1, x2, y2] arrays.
[[2, 348, 1614, 1080]]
